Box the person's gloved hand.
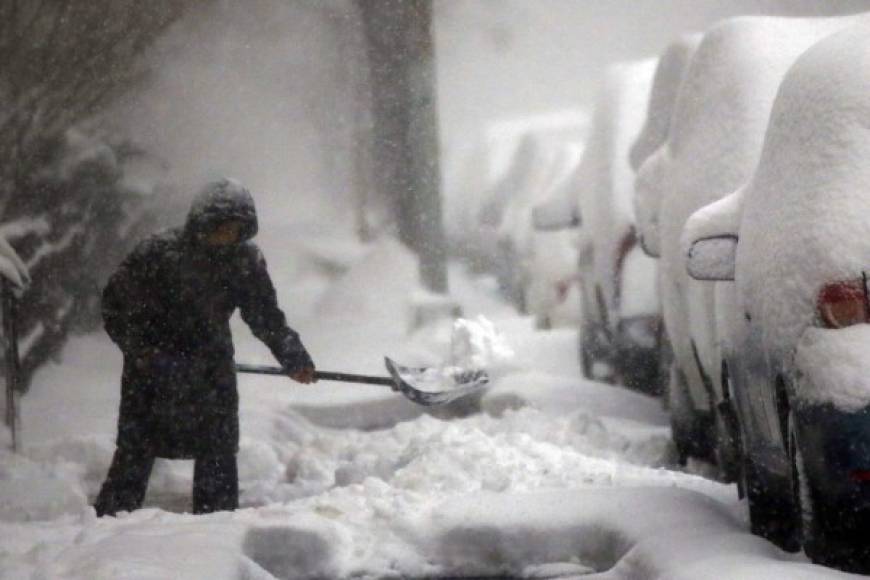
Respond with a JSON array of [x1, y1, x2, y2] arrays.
[[290, 365, 317, 384]]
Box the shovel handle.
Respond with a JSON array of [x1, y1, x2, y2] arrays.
[[235, 363, 395, 387]]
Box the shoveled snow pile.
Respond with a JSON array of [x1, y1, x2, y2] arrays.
[[450, 315, 515, 372]]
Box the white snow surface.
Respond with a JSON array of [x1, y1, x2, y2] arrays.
[[0, 231, 862, 579], [736, 20, 870, 374]]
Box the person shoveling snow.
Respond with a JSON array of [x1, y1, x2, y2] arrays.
[[94, 178, 317, 517]]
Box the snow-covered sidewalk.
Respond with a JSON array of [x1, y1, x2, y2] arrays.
[[0, 238, 861, 579]]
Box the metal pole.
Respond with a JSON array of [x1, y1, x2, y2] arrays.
[[2, 280, 19, 452]]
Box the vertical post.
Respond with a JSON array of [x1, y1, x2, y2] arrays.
[[405, 0, 448, 294], [357, 0, 448, 293], [2, 280, 19, 452]]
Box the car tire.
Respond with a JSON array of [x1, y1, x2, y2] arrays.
[[668, 366, 715, 465], [579, 329, 594, 379], [713, 365, 742, 483], [790, 411, 870, 572], [742, 450, 799, 552], [579, 324, 615, 383]]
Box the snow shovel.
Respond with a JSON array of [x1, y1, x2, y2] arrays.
[[235, 357, 489, 407]]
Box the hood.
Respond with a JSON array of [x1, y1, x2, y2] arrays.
[[184, 178, 258, 243]]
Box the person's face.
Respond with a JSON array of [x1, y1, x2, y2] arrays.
[[204, 221, 243, 246]]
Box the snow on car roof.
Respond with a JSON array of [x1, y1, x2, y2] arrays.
[[483, 110, 588, 186], [656, 14, 866, 282], [630, 32, 702, 173], [578, 58, 654, 235], [632, 34, 702, 257]]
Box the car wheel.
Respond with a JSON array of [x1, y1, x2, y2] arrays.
[[742, 449, 800, 552], [579, 329, 594, 379], [658, 335, 674, 411], [790, 411, 870, 572], [713, 365, 742, 483], [789, 412, 811, 553], [668, 366, 714, 464]]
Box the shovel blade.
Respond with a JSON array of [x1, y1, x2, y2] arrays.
[[384, 357, 489, 406]]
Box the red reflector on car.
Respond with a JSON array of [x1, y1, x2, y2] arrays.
[[850, 470, 870, 483], [817, 279, 869, 329], [556, 280, 571, 303]]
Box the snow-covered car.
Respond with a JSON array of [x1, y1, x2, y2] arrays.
[[521, 143, 585, 328], [686, 20, 870, 571], [631, 33, 700, 258], [444, 111, 586, 279], [546, 40, 702, 393], [458, 114, 586, 308], [568, 58, 657, 391], [636, 14, 863, 468], [486, 134, 581, 311]]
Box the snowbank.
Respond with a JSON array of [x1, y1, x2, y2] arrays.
[[0, 452, 87, 522], [315, 237, 418, 325], [427, 488, 809, 579]]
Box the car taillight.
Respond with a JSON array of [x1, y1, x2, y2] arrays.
[[817, 279, 869, 329], [556, 279, 571, 303], [850, 469, 870, 483]]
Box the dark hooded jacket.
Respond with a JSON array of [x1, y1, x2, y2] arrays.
[[102, 179, 312, 458]]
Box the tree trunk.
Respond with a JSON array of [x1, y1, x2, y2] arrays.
[[357, 0, 448, 293]]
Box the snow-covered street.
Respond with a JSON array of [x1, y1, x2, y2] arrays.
[[0, 237, 860, 579]]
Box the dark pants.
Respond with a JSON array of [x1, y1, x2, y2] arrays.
[[94, 448, 238, 516]]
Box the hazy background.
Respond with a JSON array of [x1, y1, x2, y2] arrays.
[[109, 0, 870, 232], [436, 0, 870, 144]]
